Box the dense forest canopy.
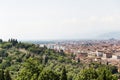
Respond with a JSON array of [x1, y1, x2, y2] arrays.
[[0, 39, 119, 80]]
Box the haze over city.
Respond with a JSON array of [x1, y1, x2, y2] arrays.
[[1, 0, 120, 79], [0, 0, 120, 40]]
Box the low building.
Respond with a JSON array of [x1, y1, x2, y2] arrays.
[[88, 51, 96, 57], [94, 57, 101, 62], [112, 55, 120, 59], [103, 53, 112, 58], [76, 52, 88, 59], [96, 51, 103, 57], [39, 44, 45, 47]]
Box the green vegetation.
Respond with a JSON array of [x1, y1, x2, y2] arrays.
[[0, 39, 119, 80]]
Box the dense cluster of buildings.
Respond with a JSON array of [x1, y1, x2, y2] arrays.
[[39, 39, 120, 72]]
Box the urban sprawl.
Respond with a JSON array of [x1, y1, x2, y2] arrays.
[[40, 39, 120, 72]]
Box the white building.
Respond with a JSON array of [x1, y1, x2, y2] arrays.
[[96, 51, 103, 57], [112, 55, 120, 59], [39, 44, 45, 47], [88, 51, 96, 57], [112, 52, 120, 59]]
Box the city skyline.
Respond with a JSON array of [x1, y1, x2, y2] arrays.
[[0, 0, 120, 40]]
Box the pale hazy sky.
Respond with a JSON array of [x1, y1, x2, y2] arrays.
[[0, 0, 120, 40]]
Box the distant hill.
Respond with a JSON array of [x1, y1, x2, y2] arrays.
[[97, 32, 120, 40]]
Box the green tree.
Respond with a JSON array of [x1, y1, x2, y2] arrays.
[[97, 67, 117, 80], [38, 69, 59, 80], [4, 70, 12, 80], [17, 58, 43, 80], [0, 49, 8, 57], [42, 55, 48, 64], [1, 42, 12, 49], [0, 69, 5, 80], [0, 60, 11, 69], [60, 67, 67, 80], [0, 39, 3, 43], [75, 68, 98, 80], [75, 67, 118, 80], [59, 50, 65, 56], [8, 38, 18, 46]]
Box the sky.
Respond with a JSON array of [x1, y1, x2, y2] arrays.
[[0, 0, 120, 40]]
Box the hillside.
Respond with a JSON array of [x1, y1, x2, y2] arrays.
[[0, 39, 118, 80]]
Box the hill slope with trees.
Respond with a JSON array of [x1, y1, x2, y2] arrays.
[[0, 39, 118, 80]]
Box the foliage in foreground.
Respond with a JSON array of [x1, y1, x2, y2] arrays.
[[16, 58, 118, 80], [0, 39, 119, 80]]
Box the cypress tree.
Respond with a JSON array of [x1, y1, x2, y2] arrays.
[[60, 67, 67, 80], [0, 39, 2, 43], [0, 69, 5, 80], [4, 70, 12, 80]]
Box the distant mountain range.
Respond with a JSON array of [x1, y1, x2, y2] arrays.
[[97, 32, 120, 40]]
